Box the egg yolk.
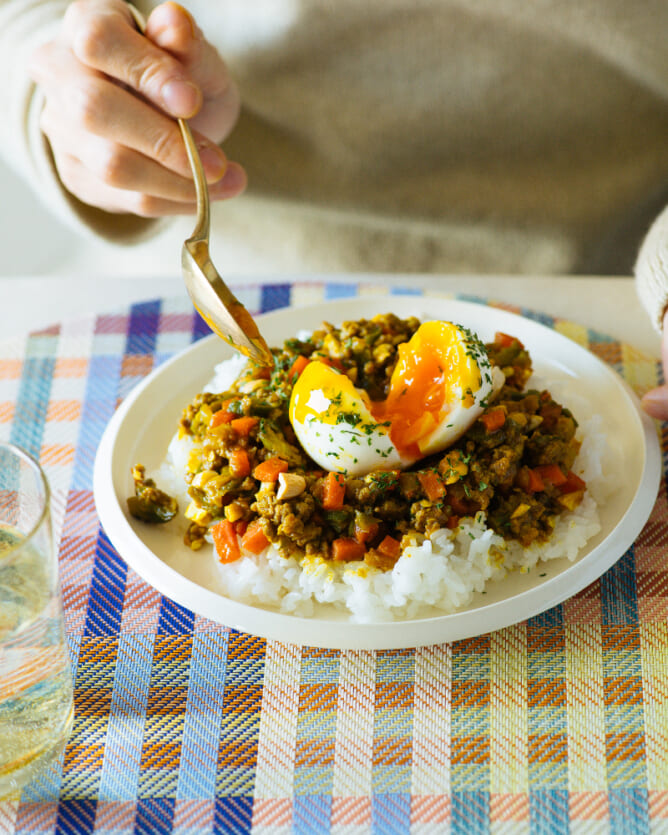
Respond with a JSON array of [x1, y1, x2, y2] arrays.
[[289, 321, 491, 467], [290, 362, 373, 426], [370, 321, 484, 454]]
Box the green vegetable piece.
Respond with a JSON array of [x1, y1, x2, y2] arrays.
[[127, 465, 178, 524], [257, 420, 306, 468], [324, 509, 353, 535]]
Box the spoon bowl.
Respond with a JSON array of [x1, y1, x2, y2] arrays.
[[178, 120, 274, 366]]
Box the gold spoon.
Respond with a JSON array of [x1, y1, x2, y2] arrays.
[[128, 5, 273, 367]]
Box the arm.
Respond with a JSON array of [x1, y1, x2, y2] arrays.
[[635, 205, 668, 418]]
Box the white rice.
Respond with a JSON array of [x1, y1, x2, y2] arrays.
[[158, 357, 618, 623]]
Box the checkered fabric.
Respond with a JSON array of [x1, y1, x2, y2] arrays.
[[0, 282, 666, 835]]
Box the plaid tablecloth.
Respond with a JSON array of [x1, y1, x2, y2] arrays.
[[1, 282, 666, 835]]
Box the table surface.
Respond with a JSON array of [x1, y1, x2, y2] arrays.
[[1, 273, 661, 358], [1, 275, 666, 835]]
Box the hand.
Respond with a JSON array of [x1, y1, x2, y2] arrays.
[[29, 0, 246, 216], [641, 307, 668, 419]]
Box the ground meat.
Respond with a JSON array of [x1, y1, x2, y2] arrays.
[[252, 490, 323, 550], [164, 317, 586, 565]]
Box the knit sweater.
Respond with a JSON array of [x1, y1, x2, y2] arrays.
[[2, 0, 668, 327]]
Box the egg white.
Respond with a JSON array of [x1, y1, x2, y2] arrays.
[[417, 363, 505, 455], [288, 363, 418, 475]]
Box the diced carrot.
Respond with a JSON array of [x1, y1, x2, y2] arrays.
[[331, 537, 366, 562], [559, 470, 586, 494], [354, 519, 380, 545], [228, 448, 251, 478], [253, 456, 289, 482], [209, 407, 235, 428], [241, 519, 270, 554], [323, 471, 346, 510], [288, 355, 310, 380], [480, 406, 506, 433], [230, 416, 259, 436], [210, 519, 241, 563], [534, 463, 567, 487], [377, 535, 402, 561], [495, 332, 524, 349], [526, 468, 545, 493], [418, 470, 446, 501]]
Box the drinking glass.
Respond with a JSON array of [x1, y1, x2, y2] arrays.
[[0, 442, 74, 797]]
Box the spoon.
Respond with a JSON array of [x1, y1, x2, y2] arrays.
[[178, 121, 273, 366], [128, 5, 274, 367]]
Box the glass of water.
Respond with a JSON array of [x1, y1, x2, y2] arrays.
[[0, 442, 74, 797]]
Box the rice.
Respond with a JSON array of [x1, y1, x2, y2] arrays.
[[157, 357, 617, 623]]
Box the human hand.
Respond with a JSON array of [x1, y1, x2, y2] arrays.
[[641, 307, 668, 419], [29, 0, 246, 216]]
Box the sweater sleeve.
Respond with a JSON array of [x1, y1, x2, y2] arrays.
[[635, 205, 668, 333], [0, 0, 163, 244]]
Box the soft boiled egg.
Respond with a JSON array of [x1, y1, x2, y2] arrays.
[[288, 320, 505, 475]]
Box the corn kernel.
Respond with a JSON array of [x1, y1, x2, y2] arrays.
[[558, 491, 583, 512], [224, 502, 245, 522], [185, 501, 211, 524]]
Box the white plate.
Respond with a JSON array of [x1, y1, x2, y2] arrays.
[[93, 297, 661, 649]]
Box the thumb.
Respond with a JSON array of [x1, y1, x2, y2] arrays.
[[146, 3, 231, 101], [64, 0, 202, 119], [641, 384, 668, 420]]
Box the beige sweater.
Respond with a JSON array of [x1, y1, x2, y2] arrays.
[[2, 0, 668, 327]]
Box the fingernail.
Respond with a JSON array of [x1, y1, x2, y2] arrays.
[[211, 163, 247, 195], [151, 2, 198, 41], [165, 2, 197, 36], [641, 388, 668, 419], [161, 79, 201, 117], [198, 145, 228, 180]]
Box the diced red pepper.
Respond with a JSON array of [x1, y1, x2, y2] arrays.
[[495, 332, 524, 349], [233, 519, 249, 536], [559, 470, 586, 494], [526, 468, 545, 493], [318, 356, 344, 371], [534, 463, 567, 487], [449, 493, 475, 516]]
